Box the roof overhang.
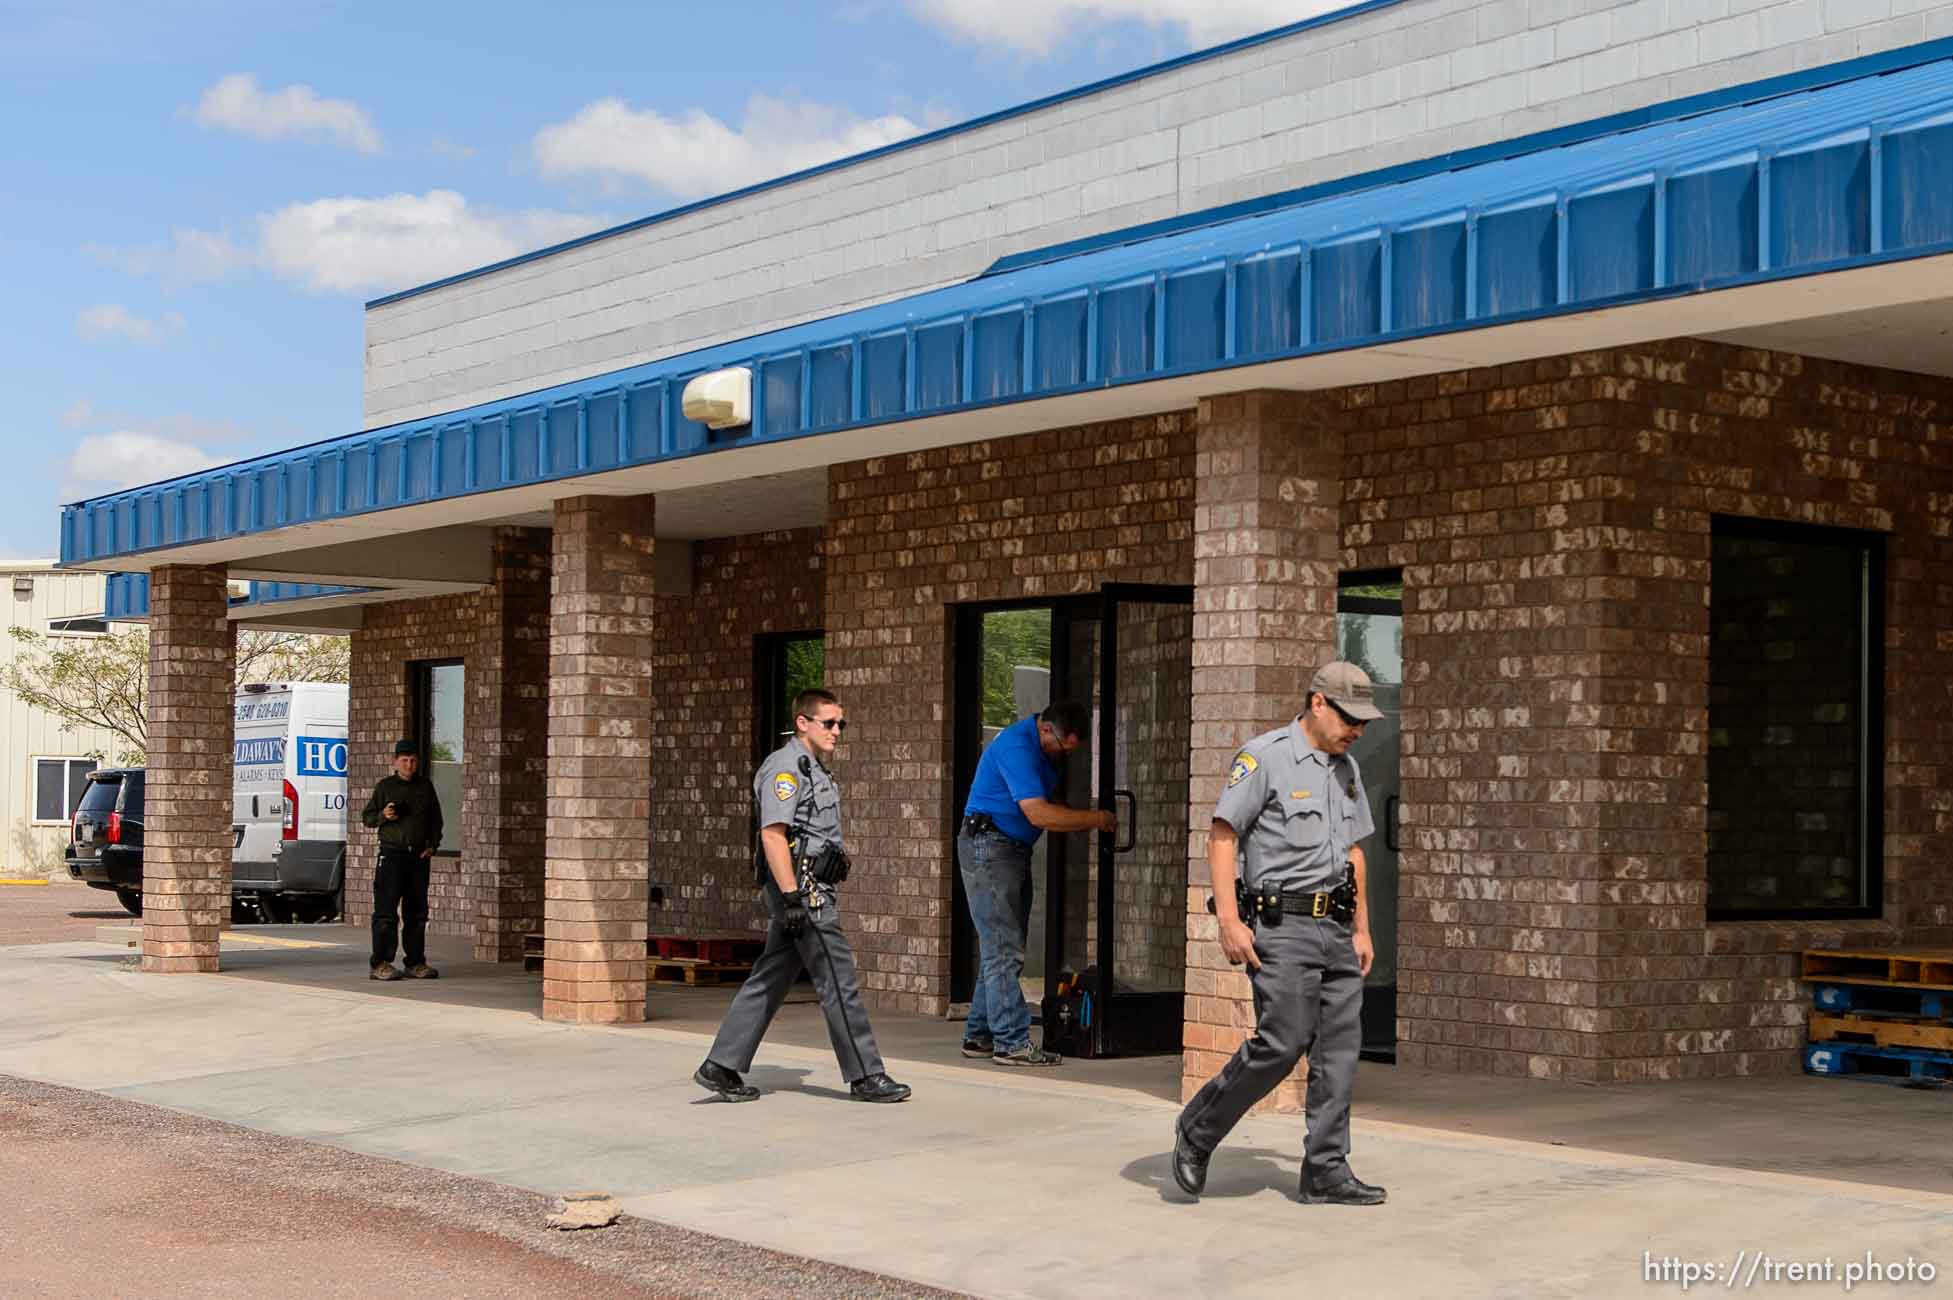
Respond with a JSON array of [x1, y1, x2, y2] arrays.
[[60, 52, 1953, 606]]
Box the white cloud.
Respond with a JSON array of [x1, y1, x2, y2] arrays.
[[255, 190, 609, 293], [62, 431, 225, 494], [75, 303, 185, 345], [189, 73, 383, 154], [87, 228, 249, 286], [94, 191, 609, 296], [907, 0, 1338, 57], [532, 94, 938, 198]]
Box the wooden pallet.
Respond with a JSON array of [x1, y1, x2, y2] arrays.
[[649, 934, 765, 963], [648, 957, 751, 987], [1811, 1012, 1953, 1053], [1802, 948, 1953, 990], [1805, 1040, 1953, 1084]]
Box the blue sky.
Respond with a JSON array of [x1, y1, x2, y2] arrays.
[[1, 0, 1344, 562]]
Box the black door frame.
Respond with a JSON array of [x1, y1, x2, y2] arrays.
[[949, 584, 1195, 1057], [1082, 582, 1195, 1057], [949, 596, 1091, 1005], [1337, 571, 1403, 1063]]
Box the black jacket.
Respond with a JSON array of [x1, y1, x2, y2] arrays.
[[360, 774, 444, 854]]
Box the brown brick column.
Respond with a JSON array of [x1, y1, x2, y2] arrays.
[[544, 495, 655, 1023], [469, 527, 551, 961], [1183, 391, 1344, 1107], [141, 565, 235, 973]]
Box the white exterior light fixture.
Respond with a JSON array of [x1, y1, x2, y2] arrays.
[[681, 367, 752, 430]]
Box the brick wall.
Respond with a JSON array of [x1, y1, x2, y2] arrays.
[[470, 528, 551, 960], [346, 593, 479, 937], [1182, 391, 1345, 1106], [651, 528, 825, 938], [141, 566, 235, 973], [1337, 338, 1953, 1082], [827, 413, 1196, 1015]]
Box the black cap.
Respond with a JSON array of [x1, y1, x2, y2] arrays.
[[393, 738, 419, 757]]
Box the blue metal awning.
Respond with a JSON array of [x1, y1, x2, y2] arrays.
[[103, 573, 365, 622], [61, 51, 1953, 568]]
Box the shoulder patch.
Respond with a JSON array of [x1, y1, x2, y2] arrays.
[[772, 772, 799, 802], [1226, 750, 1259, 789]]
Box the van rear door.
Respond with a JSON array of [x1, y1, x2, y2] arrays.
[[233, 685, 292, 888]]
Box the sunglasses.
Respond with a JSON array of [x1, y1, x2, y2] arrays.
[[802, 715, 847, 732], [1327, 700, 1368, 728]]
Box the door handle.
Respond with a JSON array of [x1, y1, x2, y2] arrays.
[[1113, 789, 1136, 853], [1385, 795, 1400, 853]]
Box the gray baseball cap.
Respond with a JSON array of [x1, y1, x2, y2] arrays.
[[1310, 661, 1384, 721]]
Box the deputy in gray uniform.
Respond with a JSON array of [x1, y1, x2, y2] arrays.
[[1171, 661, 1387, 1206], [694, 687, 911, 1104]]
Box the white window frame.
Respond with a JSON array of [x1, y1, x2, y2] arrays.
[[30, 756, 99, 824], [45, 615, 110, 638]]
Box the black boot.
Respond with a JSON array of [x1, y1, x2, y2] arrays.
[[693, 1060, 759, 1102], [849, 1073, 912, 1103], [1299, 1171, 1387, 1205], [1171, 1128, 1210, 1198]]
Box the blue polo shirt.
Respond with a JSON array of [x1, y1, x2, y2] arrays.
[[962, 716, 1059, 845]]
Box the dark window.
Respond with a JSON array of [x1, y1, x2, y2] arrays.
[[76, 773, 122, 817], [47, 616, 109, 636], [34, 757, 98, 822], [410, 660, 465, 856], [754, 632, 825, 765], [1708, 518, 1883, 919]]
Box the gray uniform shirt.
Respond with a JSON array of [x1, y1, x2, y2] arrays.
[[1212, 719, 1374, 893], [755, 737, 843, 853]]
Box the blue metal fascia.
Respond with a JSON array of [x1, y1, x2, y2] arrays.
[[984, 34, 1953, 278], [62, 55, 1953, 568], [364, 0, 1404, 310], [102, 573, 368, 622]]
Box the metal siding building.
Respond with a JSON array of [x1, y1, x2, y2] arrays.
[[1, 565, 127, 875]]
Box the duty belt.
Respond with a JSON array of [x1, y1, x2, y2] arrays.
[[1207, 866, 1358, 926]]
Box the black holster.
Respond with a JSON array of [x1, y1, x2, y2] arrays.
[[803, 840, 851, 885]]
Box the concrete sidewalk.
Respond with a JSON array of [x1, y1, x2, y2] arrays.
[[3, 927, 1948, 1299]]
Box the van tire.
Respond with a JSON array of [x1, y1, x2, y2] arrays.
[[115, 888, 142, 917]]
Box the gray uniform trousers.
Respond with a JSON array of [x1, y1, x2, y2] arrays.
[[1177, 915, 1363, 1185], [707, 883, 885, 1085]]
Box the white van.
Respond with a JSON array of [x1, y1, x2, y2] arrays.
[[232, 682, 349, 921]]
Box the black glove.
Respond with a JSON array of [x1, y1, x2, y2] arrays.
[[779, 889, 809, 939]]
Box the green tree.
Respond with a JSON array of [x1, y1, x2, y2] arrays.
[[4, 625, 351, 764], [980, 609, 1051, 727]]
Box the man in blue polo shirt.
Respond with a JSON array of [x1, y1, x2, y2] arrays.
[[958, 699, 1114, 1067]]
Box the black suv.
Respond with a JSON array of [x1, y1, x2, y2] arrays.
[[65, 767, 145, 915]]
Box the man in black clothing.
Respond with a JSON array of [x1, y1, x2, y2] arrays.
[[361, 738, 445, 981]]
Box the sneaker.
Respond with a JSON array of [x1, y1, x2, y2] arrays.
[[405, 963, 440, 980], [960, 1034, 995, 1059], [992, 1042, 1062, 1067], [369, 964, 401, 981]]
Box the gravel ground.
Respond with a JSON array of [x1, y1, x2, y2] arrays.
[[0, 881, 127, 947], [0, 1074, 966, 1300]]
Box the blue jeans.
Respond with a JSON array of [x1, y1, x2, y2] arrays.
[[959, 827, 1036, 1052]]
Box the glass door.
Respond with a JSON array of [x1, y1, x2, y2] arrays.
[[1043, 583, 1193, 1058], [1338, 574, 1403, 1060], [951, 586, 1193, 1058]]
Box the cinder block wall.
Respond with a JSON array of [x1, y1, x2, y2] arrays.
[[364, 0, 1953, 425]]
